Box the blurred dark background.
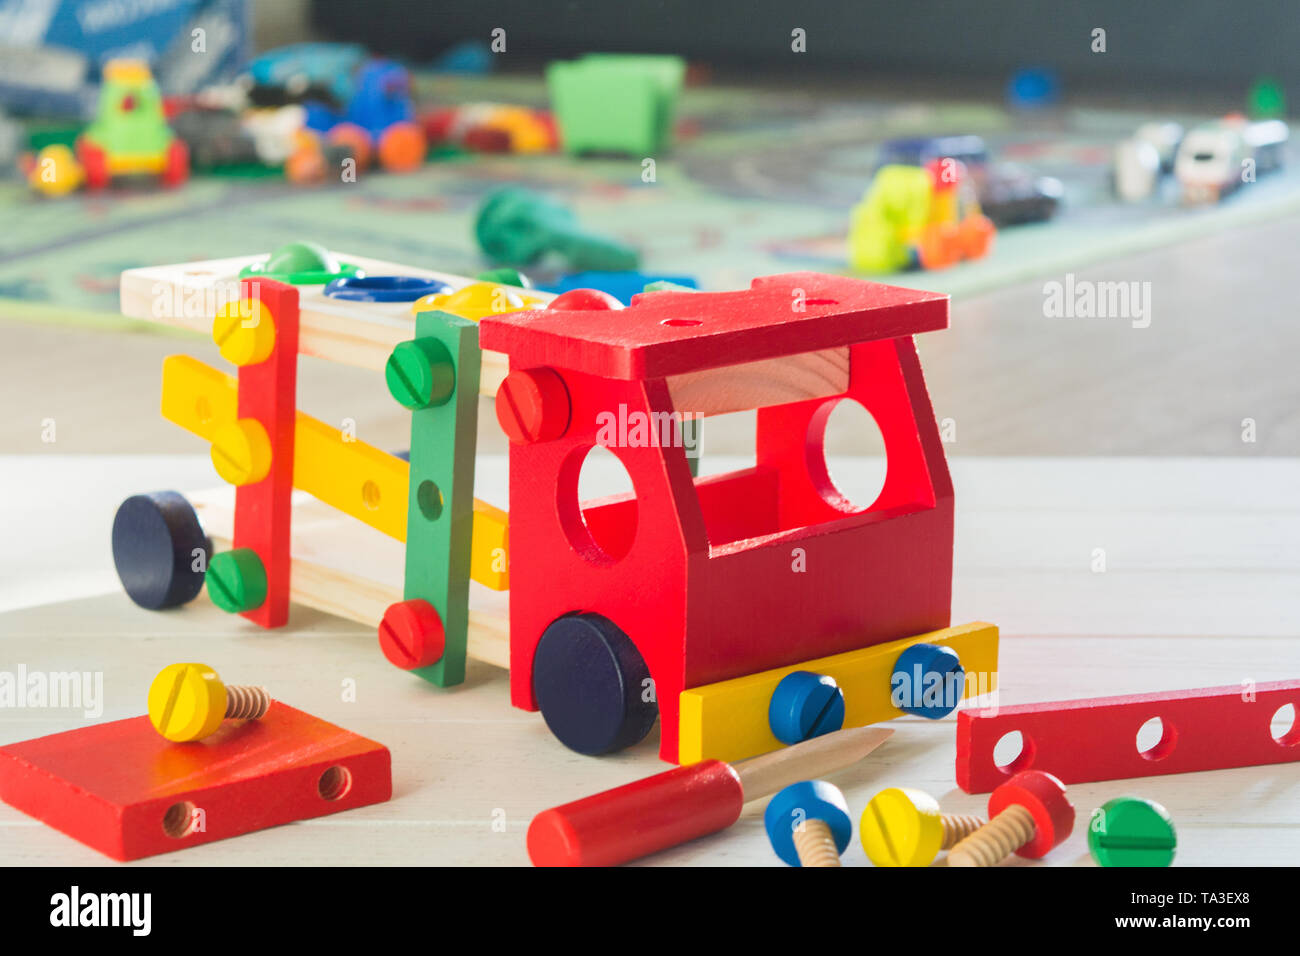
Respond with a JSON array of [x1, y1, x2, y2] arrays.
[[311, 0, 1298, 94]]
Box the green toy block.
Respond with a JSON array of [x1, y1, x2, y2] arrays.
[[546, 53, 685, 156], [394, 311, 481, 688]]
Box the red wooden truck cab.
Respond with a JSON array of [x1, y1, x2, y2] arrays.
[[480, 272, 953, 763]]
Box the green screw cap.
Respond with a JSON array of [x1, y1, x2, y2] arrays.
[[240, 240, 362, 285], [206, 548, 269, 614], [1088, 796, 1176, 867], [386, 337, 456, 410]]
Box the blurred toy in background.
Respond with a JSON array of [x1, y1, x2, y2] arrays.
[[304, 60, 426, 173], [1113, 122, 1183, 202], [0, 0, 248, 117], [475, 187, 641, 271], [877, 135, 1062, 226], [0, 43, 95, 118], [547, 53, 685, 155], [849, 160, 996, 273], [1174, 116, 1288, 204], [540, 270, 698, 304], [1247, 76, 1287, 120], [241, 42, 366, 110], [23, 60, 188, 195], [0, 110, 22, 174], [423, 103, 556, 154], [1006, 67, 1062, 109], [428, 40, 494, 75]]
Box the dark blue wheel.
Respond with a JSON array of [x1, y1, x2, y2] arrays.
[[532, 613, 658, 755], [112, 491, 211, 610]]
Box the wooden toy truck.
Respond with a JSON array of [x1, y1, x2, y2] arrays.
[[114, 249, 998, 765]]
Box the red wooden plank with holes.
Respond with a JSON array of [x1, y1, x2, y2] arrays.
[[0, 703, 390, 860], [956, 681, 1300, 793], [478, 272, 949, 379], [234, 278, 299, 628]]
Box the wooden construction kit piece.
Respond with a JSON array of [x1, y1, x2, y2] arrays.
[[0, 703, 390, 861], [956, 680, 1300, 792], [680, 622, 998, 765], [527, 726, 891, 866], [121, 252, 996, 766], [480, 273, 961, 762], [859, 787, 984, 867], [948, 770, 1074, 867], [765, 780, 853, 867], [206, 278, 299, 627], [384, 311, 482, 686]]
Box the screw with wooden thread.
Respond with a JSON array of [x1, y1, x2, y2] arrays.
[[147, 662, 271, 742], [764, 780, 853, 867], [860, 786, 985, 867], [947, 769, 1075, 867]]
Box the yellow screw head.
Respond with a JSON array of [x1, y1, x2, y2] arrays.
[[148, 663, 228, 742], [210, 418, 272, 486], [860, 786, 945, 867], [213, 298, 276, 366], [410, 282, 542, 321]]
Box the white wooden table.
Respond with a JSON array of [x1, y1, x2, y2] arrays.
[[1, 454, 1296, 866]]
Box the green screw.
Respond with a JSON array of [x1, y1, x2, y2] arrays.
[[206, 548, 268, 614], [386, 338, 456, 410], [1088, 796, 1176, 867]]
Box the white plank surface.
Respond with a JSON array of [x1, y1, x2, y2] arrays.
[[0, 455, 1297, 866]]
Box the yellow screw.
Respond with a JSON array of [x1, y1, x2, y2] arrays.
[[859, 787, 986, 867], [147, 662, 270, 742], [213, 298, 276, 366], [210, 418, 272, 486]]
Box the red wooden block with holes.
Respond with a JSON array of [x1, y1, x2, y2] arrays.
[[234, 278, 299, 628], [956, 681, 1300, 793], [480, 273, 954, 762], [0, 703, 390, 860]]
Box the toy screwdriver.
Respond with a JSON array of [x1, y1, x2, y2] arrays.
[[527, 726, 892, 866]]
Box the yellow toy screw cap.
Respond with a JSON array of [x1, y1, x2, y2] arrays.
[[210, 418, 272, 486], [148, 663, 229, 742], [148, 663, 271, 742], [213, 298, 276, 366]]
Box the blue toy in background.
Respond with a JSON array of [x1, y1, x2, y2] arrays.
[[1007, 67, 1061, 109], [243, 42, 366, 107], [540, 270, 698, 304], [303, 59, 427, 173], [430, 40, 494, 75]]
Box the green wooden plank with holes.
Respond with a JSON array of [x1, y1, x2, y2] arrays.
[[387, 311, 481, 687]]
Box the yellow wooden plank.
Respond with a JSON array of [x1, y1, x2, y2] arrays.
[[161, 354, 509, 590], [678, 621, 999, 764]]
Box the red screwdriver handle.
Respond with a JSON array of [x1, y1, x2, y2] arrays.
[[528, 760, 745, 866]]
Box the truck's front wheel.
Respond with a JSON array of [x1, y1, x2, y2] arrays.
[[533, 613, 658, 756]]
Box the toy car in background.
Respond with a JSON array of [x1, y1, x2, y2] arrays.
[[24, 59, 188, 195], [423, 103, 557, 154], [1174, 116, 1288, 203], [1113, 121, 1184, 202], [304, 60, 426, 172], [849, 159, 996, 272], [876, 134, 1062, 226], [241, 42, 367, 109]]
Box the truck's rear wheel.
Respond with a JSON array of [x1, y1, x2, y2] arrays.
[[112, 491, 210, 610], [533, 613, 658, 755]]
